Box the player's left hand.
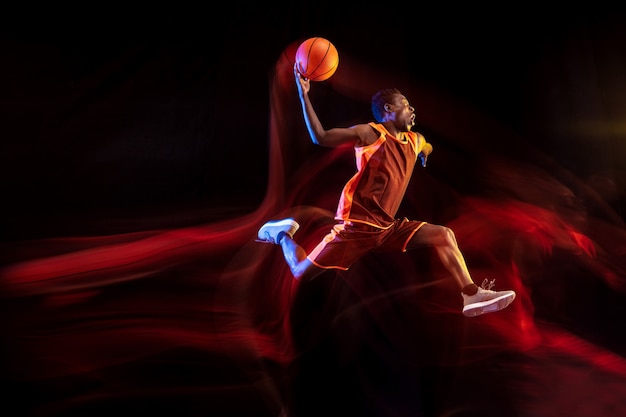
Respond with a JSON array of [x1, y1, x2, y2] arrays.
[[418, 152, 428, 167]]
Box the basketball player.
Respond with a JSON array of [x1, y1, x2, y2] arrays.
[[257, 64, 516, 317]]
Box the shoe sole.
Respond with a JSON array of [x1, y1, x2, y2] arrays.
[[256, 219, 299, 243], [462, 292, 516, 317]]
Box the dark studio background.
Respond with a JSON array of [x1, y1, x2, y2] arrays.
[[2, 7, 625, 237], [2, 4, 626, 417]]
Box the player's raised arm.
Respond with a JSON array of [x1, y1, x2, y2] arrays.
[[294, 64, 361, 148]]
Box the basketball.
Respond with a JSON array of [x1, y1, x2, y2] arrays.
[[295, 37, 339, 82]]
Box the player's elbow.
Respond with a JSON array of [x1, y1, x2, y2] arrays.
[[310, 131, 330, 146]]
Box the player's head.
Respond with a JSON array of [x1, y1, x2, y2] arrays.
[[371, 88, 403, 122]]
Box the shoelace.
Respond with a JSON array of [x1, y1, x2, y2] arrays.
[[263, 231, 275, 243], [481, 278, 495, 291]]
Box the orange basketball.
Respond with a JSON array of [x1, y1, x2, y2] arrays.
[[295, 37, 339, 82]]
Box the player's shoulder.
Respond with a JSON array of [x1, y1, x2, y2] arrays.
[[408, 130, 426, 143], [351, 122, 380, 146], [406, 129, 424, 138]]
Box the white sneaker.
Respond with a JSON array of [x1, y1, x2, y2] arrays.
[[256, 218, 300, 244], [462, 279, 516, 317]]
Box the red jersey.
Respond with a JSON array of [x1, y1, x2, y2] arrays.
[[335, 122, 429, 228]]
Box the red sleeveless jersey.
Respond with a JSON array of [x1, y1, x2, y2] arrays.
[[335, 122, 429, 228]]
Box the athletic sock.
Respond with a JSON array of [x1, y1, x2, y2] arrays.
[[462, 283, 479, 296]]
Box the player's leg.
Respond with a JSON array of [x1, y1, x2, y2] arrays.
[[278, 234, 325, 281], [407, 223, 516, 317], [257, 218, 325, 281], [406, 223, 473, 288]]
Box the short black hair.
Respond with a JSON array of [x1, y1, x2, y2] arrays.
[[371, 88, 402, 122]]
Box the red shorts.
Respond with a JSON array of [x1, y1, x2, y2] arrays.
[[307, 218, 426, 270]]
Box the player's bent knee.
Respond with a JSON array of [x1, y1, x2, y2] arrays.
[[437, 226, 457, 247], [293, 260, 324, 282]]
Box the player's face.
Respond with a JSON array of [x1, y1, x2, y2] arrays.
[[389, 95, 415, 131]]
